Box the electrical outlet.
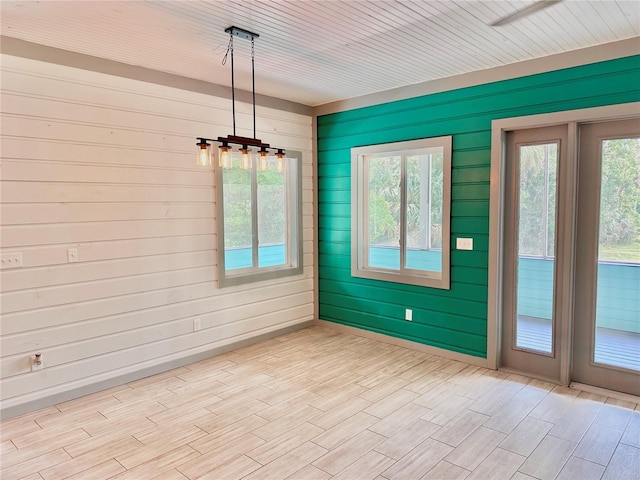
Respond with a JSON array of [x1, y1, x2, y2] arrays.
[[31, 353, 43, 371], [405, 309, 413, 321], [193, 318, 202, 331], [67, 248, 78, 263], [1, 252, 23, 269]]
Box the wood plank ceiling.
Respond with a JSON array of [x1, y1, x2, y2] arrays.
[[1, 1, 639, 106]]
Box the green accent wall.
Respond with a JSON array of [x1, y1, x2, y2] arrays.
[[317, 55, 640, 358]]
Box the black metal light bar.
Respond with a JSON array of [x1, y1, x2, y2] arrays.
[[218, 135, 270, 150], [196, 136, 270, 149]]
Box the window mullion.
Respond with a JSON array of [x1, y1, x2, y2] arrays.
[[544, 143, 552, 259], [285, 163, 291, 266], [400, 155, 407, 273], [251, 161, 259, 269], [429, 154, 434, 250], [362, 156, 369, 269]]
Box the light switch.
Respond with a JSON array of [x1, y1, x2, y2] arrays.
[[193, 318, 202, 331], [456, 238, 473, 250]]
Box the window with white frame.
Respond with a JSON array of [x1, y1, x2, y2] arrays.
[[351, 137, 451, 289], [216, 150, 302, 287]]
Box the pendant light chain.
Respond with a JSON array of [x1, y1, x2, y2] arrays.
[[252, 37, 256, 139], [222, 34, 236, 136], [229, 34, 236, 136]]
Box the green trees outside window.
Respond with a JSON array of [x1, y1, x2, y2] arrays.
[[599, 138, 640, 262], [223, 167, 287, 250], [216, 152, 303, 287], [517, 138, 640, 263]]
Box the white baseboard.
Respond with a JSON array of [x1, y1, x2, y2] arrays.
[[314, 319, 492, 369], [1, 321, 313, 420]]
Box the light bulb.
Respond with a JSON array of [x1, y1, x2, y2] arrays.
[[240, 148, 251, 169], [196, 140, 211, 166], [259, 150, 269, 170], [219, 146, 230, 168], [275, 150, 285, 173]]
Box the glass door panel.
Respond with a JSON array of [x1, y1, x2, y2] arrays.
[[515, 143, 558, 354], [593, 137, 640, 371], [573, 119, 640, 396], [501, 125, 567, 381]]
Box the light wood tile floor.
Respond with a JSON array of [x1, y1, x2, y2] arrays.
[[2, 326, 639, 480]]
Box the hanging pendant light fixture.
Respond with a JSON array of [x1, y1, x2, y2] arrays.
[[196, 26, 285, 170]]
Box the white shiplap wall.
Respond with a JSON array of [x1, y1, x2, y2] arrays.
[[0, 54, 314, 417]]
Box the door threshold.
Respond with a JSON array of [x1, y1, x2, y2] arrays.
[[500, 368, 640, 403], [570, 382, 640, 404], [499, 367, 560, 386]]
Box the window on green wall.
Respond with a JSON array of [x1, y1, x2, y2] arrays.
[[215, 150, 303, 287], [351, 137, 452, 289]]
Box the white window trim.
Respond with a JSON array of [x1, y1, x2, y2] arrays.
[[216, 150, 303, 288], [351, 136, 452, 289]]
